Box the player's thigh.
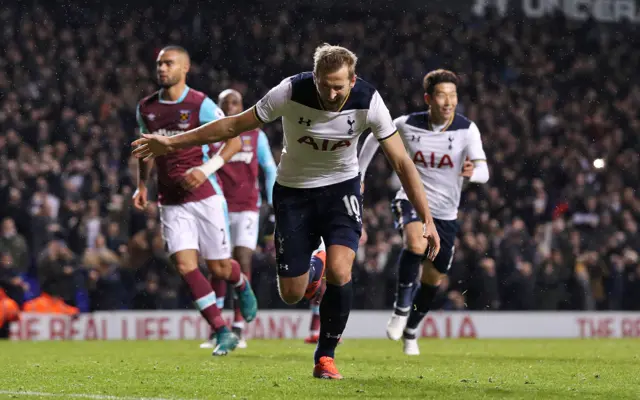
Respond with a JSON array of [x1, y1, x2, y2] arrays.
[[159, 204, 199, 258], [320, 176, 363, 254], [229, 211, 260, 251], [273, 182, 320, 278], [190, 195, 232, 261], [426, 218, 459, 275], [391, 199, 428, 254]]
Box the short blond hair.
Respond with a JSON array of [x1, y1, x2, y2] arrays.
[[313, 43, 358, 78]]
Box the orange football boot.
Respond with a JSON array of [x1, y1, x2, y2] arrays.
[[313, 356, 343, 380]]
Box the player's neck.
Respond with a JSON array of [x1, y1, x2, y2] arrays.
[[429, 113, 450, 127], [160, 83, 187, 102]]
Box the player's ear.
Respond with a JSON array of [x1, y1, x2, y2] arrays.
[[350, 74, 357, 88], [423, 92, 430, 106]]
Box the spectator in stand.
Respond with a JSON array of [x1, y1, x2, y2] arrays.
[[0, 218, 29, 275]]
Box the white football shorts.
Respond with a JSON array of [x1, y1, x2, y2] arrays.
[[159, 195, 231, 260], [228, 211, 260, 250]]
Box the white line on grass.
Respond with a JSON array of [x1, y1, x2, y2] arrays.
[[0, 390, 200, 400]]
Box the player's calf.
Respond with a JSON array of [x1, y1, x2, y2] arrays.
[[395, 221, 428, 314], [173, 252, 233, 354], [206, 259, 257, 322], [305, 278, 325, 344], [314, 245, 354, 367], [402, 263, 443, 341]]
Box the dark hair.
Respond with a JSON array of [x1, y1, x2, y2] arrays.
[[160, 45, 190, 62], [423, 69, 459, 95]]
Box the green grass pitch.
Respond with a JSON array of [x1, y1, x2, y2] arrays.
[[1, 339, 639, 399]]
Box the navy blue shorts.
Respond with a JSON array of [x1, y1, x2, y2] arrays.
[[273, 176, 363, 278], [391, 199, 459, 274]]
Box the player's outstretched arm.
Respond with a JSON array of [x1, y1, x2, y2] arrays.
[[132, 110, 262, 161], [379, 133, 440, 260]]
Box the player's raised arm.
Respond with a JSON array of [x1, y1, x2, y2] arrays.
[[367, 92, 440, 260], [132, 80, 291, 161]]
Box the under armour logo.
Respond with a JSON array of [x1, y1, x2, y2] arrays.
[[410, 135, 421, 142], [325, 333, 342, 339], [279, 264, 289, 271], [448, 135, 454, 150], [347, 117, 355, 135], [298, 117, 311, 126]]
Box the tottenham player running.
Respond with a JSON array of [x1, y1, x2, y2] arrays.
[[359, 69, 489, 355], [132, 44, 440, 379], [202, 89, 278, 349], [133, 46, 258, 356]]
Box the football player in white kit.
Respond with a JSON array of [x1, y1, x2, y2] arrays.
[[132, 44, 441, 379], [358, 69, 489, 355]]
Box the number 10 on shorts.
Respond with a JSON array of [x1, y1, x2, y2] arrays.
[[342, 195, 361, 223]]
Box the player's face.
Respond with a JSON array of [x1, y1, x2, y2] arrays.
[[314, 65, 356, 112], [426, 82, 458, 123], [156, 50, 188, 88], [220, 93, 243, 116]]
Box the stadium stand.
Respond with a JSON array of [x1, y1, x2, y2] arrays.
[[0, 2, 638, 317]]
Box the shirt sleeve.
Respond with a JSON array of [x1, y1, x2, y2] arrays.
[[136, 103, 148, 134], [199, 97, 226, 124], [466, 122, 487, 161], [253, 78, 292, 124], [366, 91, 397, 141], [256, 130, 277, 205]]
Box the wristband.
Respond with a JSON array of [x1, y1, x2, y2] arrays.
[[196, 154, 224, 176]]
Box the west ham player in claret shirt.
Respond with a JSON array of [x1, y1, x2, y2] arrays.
[[358, 69, 489, 356], [200, 89, 280, 350], [133, 44, 441, 379], [133, 46, 258, 356]]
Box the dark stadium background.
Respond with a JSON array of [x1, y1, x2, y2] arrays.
[[1, 0, 639, 324]]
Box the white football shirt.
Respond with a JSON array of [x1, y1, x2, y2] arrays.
[[359, 112, 488, 220], [253, 72, 397, 188]]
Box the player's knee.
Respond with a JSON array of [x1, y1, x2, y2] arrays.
[[405, 240, 427, 256], [277, 275, 307, 305], [206, 259, 231, 280], [278, 285, 305, 305], [404, 228, 428, 255], [234, 248, 253, 274], [175, 262, 198, 276], [325, 263, 352, 286], [421, 263, 444, 286]]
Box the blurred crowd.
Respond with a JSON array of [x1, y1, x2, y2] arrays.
[[1, 2, 639, 323]]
